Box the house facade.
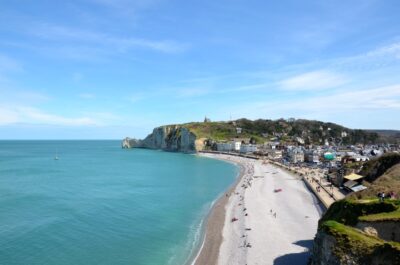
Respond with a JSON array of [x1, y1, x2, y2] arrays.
[[240, 144, 257, 153], [287, 147, 305, 163]]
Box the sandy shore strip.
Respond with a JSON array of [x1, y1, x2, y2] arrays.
[[192, 154, 245, 265], [193, 153, 322, 265]]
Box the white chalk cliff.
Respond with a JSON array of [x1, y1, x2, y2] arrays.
[[122, 125, 197, 153]]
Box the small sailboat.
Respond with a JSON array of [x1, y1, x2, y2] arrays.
[[54, 150, 59, 160]]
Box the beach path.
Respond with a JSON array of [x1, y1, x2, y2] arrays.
[[215, 156, 322, 265]]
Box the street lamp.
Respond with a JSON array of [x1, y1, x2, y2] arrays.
[[319, 174, 322, 187]]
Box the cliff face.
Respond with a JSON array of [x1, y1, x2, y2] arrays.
[[309, 231, 341, 265], [310, 228, 400, 265], [122, 125, 197, 153]]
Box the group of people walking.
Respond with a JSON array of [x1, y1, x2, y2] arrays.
[[377, 191, 396, 202]]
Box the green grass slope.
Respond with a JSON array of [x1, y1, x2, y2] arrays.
[[319, 199, 400, 226]]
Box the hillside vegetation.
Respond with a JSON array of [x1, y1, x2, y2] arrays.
[[369, 130, 400, 144], [180, 118, 397, 144], [348, 153, 400, 200], [359, 153, 400, 182]]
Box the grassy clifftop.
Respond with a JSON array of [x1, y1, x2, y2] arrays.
[[320, 199, 400, 225], [359, 209, 400, 222], [183, 121, 265, 142]]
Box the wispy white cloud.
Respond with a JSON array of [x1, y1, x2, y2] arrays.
[[284, 84, 400, 112], [356, 42, 400, 60], [324, 41, 400, 72], [179, 42, 400, 95], [30, 23, 187, 54], [158, 41, 400, 101], [279, 70, 348, 91], [233, 84, 400, 117], [20, 107, 97, 126], [0, 105, 98, 126]]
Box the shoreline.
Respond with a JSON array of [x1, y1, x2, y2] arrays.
[[191, 153, 322, 265], [191, 154, 246, 265]]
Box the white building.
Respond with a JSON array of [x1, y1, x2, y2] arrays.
[[296, 137, 305, 145], [216, 142, 233, 152], [232, 141, 242, 151], [240, 144, 257, 153], [354, 155, 369, 162]]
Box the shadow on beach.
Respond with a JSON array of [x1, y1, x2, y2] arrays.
[[273, 240, 313, 265]]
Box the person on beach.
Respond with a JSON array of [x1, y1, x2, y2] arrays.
[[273, 212, 276, 218]]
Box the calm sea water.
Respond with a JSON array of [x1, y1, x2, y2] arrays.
[[0, 141, 238, 265]]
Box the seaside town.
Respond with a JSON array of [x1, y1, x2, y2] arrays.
[[200, 120, 400, 208]]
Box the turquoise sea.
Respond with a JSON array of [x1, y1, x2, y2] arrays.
[[0, 141, 238, 265]]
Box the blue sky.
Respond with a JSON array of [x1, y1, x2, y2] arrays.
[[0, 0, 400, 139]]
